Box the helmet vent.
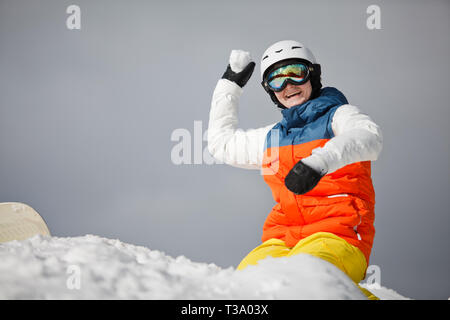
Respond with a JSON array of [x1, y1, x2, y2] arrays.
[[291, 46, 302, 49], [275, 49, 283, 53], [262, 55, 269, 60]]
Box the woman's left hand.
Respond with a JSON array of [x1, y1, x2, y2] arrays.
[[284, 160, 324, 195]]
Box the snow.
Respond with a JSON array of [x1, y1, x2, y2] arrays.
[[0, 234, 409, 300], [229, 50, 252, 73]]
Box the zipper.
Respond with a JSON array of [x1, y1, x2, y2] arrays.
[[354, 212, 362, 241], [327, 193, 349, 198], [326, 193, 362, 240]]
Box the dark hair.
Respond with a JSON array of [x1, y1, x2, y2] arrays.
[[263, 59, 322, 110]]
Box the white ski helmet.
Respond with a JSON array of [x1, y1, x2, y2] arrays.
[[260, 40, 317, 81], [260, 40, 322, 109]]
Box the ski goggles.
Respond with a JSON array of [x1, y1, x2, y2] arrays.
[[265, 63, 311, 92]]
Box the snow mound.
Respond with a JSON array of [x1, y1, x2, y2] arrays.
[[0, 235, 407, 300]]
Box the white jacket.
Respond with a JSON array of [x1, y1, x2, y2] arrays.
[[207, 79, 383, 174]]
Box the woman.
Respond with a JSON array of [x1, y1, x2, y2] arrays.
[[207, 40, 383, 299]]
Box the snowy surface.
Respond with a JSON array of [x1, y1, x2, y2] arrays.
[[0, 235, 409, 300]]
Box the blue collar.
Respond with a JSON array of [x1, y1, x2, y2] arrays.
[[280, 87, 348, 130]]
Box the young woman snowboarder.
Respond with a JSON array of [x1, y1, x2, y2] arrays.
[[207, 40, 383, 299]]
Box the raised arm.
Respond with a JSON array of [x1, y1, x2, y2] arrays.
[[207, 50, 277, 170]]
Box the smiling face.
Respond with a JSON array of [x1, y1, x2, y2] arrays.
[[274, 80, 313, 109]]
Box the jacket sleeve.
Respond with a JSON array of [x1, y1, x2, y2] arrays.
[[302, 104, 383, 174], [207, 79, 277, 170]]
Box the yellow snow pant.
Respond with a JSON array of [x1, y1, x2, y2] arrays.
[[237, 232, 378, 300]]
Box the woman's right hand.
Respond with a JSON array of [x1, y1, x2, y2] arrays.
[[221, 50, 255, 88]]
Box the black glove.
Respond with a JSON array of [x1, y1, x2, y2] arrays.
[[221, 62, 255, 88], [284, 160, 324, 195]]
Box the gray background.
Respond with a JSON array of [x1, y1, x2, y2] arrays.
[[0, 0, 449, 299]]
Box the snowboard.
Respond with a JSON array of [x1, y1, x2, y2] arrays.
[[0, 202, 51, 243]]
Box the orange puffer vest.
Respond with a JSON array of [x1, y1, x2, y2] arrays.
[[261, 88, 375, 264]]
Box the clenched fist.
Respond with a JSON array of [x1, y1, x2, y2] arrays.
[[221, 50, 255, 88], [284, 160, 325, 195]]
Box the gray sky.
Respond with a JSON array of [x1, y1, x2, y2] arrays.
[[0, 0, 449, 299]]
